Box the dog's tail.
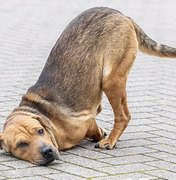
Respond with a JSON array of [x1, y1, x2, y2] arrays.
[[129, 18, 176, 58]]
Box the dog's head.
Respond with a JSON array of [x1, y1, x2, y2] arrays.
[[0, 113, 60, 165]]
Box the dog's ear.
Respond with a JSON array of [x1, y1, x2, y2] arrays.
[[33, 115, 50, 130], [0, 133, 3, 150], [34, 116, 59, 149]]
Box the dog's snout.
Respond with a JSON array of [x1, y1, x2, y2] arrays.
[[41, 146, 53, 158], [38, 145, 60, 165]]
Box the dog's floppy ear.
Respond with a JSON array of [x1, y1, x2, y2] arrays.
[[33, 115, 51, 130], [33, 116, 59, 149], [0, 133, 3, 150]]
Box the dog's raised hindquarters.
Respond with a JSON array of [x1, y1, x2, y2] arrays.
[[0, 7, 176, 165]]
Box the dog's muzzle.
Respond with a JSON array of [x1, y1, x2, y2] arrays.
[[39, 145, 60, 166]]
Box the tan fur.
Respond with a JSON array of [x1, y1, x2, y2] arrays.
[[130, 18, 176, 58], [1, 7, 176, 165]]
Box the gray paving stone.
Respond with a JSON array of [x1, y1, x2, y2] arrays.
[[97, 163, 157, 175], [44, 173, 84, 180], [0, 164, 13, 170], [145, 160, 176, 172], [129, 118, 159, 126], [95, 119, 113, 132], [60, 154, 108, 168], [147, 137, 176, 147], [98, 154, 156, 165], [151, 106, 176, 115], [14, 176, 50, 180], [121, 132, 159, 140], [147, 144, 176, 155], [1, 160, 36, 169], [148, 123, 176, 133], [93, 173, 156, 180], [150, 116, 176, 127], [145, 170, 176, 179], [145, 152, 176, 164], [129, 112, 159, 119], [125, 125, 159, 133], [116, 139, 157, 149], [0, 177, 6, 180], [52, 164, 107, 178], [146, 151, 175, 159], [66, 146, 113, 159], [0, 167, 60, 178], [154, 88, 176, 97], [97, 113, 114, 123], [99, 146, 158, 157], [147, 130, 176, 140], [0, 125, 3, 131], [0, 152, 17, 162], [128, 96, 160, 103]]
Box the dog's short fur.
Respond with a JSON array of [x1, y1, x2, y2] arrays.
[[1, 7, 176, 165]]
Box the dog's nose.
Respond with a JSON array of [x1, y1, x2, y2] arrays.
[[41, 146, 53, 158]]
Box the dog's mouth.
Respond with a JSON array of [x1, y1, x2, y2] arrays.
[[32, 149, 60, 166], [38, 156, 56, 166]]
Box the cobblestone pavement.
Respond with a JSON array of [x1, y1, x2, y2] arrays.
[[0, 0, 176, 179]]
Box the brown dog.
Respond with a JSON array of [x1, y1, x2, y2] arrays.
[[0, 7, 176, 165]]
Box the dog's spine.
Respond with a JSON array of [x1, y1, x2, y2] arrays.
[[129, 18, 176, 58]]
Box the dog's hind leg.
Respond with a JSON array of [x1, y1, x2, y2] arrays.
[[95, 48, 136, 149], [95, 81, 131, 149]]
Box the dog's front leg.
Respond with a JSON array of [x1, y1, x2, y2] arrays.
[[86, 119, 107, 142]]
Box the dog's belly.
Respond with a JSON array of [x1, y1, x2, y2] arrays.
[[57, 115, 95, 150]]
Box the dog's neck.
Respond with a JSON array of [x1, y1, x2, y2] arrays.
[[20, 92, 67, 120]]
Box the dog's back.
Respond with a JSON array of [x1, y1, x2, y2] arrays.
[[27, 7, 176, 112], [27, 7, 127, 111]]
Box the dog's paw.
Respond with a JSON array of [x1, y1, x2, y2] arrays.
[[95, 139, 116, 150]]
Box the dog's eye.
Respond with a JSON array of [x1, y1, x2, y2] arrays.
[[38, 129, 44, 135], [17, 142, 28, 149]]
